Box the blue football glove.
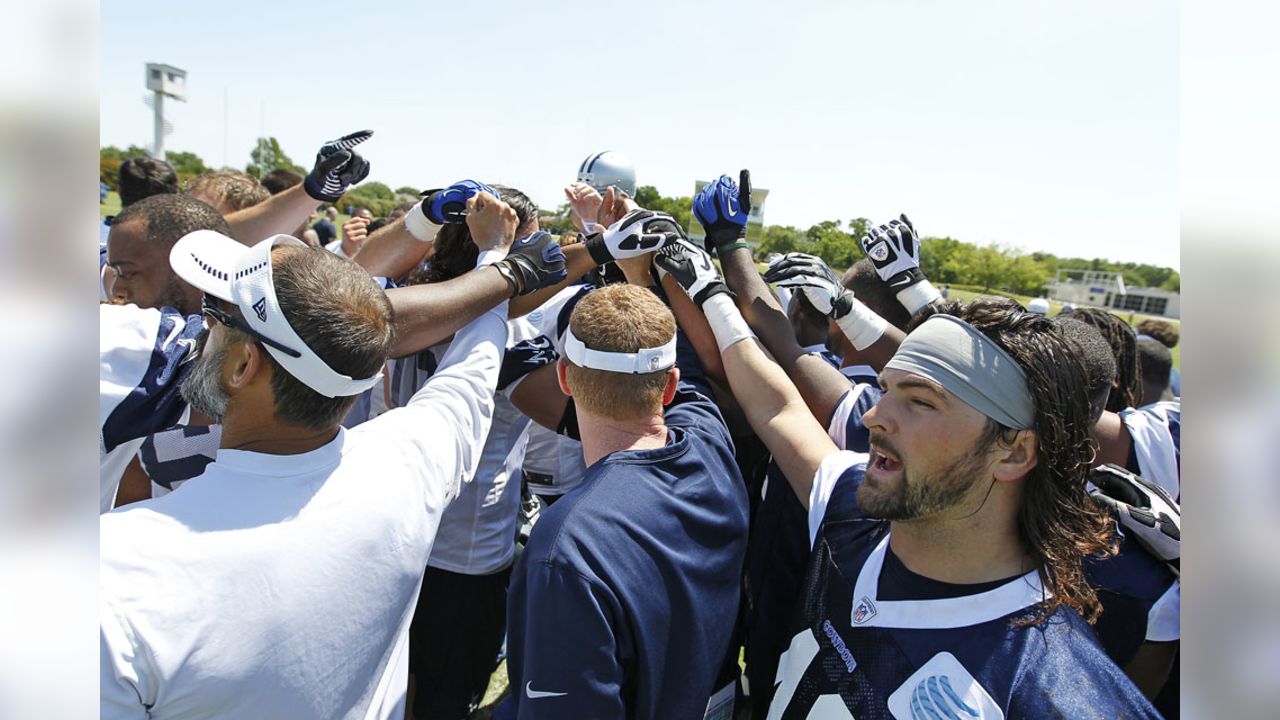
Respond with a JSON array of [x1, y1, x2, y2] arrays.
[[494, 231, 569, 297], [692, 169, 751, 252], [303, 130, 373, 202], [422, 179, 499, 225]]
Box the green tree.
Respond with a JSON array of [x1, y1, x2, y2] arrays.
[[920, 236, 966, 283], [164, 150, 210, 183], [758, 225, 811, 257], [246, 137, 305, 179], [633, 186, 694, 232], [395, 186, 419, 197], [100, 145, 156, 186]]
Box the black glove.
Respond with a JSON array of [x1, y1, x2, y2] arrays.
[[303, 130, 373, 202], [494, 231, 569, 297], [692, 170, 752, 253], [1089, 464, 1180, 573], [653, 238, 733, 306]]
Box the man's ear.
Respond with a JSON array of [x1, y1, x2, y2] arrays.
[[226, 339, 268, 391], [993, 429, 1039, 484], [661, 367, 680, 406], [555, 357, 572, 397]]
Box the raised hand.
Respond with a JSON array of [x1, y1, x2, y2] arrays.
[[596, 186, 639, 229], [583, 208, 686, 266], [692, 169, 751, 253], [341, 216, 370, 245], [564, 181, 604, 232], [653, 237, 732, 306], [494, 231, 569, 297], [1089, 464, 1181, 573], [762, 252, 854, 318], [464, 191, 519, 253], [860, 213, 926, 291], [303, 130, 373, 202], [423, 179, 499, 225]]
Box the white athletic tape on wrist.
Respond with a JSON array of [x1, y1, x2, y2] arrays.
[[404, 200, 435, 242], [896, 280, 942, 316], [563, 326, 677, 374], [476, 250, 506, 268], [703, 293, 756, 353], [836, 299, 888, 351]]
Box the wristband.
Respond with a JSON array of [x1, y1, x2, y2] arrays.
[[703, 293, 757, 352], [835, 299, 888, 351], [404, 200, 435, 242], [716, 242, 752, 255], [476, 249, 506, 268], [895, 279, 942, 316]]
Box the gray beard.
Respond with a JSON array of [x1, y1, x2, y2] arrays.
[[180, 339, 230, 422]]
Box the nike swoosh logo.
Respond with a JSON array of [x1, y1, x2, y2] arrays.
[[525, 682, 567, 699], [725, 200, 737, 218]]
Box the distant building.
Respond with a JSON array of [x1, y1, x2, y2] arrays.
[[1046, 269, 1179, 319]]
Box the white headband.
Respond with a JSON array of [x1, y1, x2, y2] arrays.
[[563, 326, 676, 374], [171, 231, 383, 398]]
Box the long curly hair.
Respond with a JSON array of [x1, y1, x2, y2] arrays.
[[404, 185, 538, 287], [913, 298, 1117, 624]]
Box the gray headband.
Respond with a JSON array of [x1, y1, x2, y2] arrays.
[[884, 315, 1036, 429]]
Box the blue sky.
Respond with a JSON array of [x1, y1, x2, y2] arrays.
[[101, 0, 1179, 270]]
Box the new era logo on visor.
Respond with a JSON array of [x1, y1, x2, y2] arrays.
[[252, 297, 268, 322]]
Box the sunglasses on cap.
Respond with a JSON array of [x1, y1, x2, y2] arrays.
[[201, 295, 302, 359]]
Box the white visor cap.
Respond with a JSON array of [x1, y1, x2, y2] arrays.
[[170, 230, 383, 398]]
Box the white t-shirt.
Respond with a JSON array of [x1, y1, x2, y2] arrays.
[[100, 305, 508, 720]]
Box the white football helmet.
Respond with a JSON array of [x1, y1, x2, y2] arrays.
[[1027, 297, 1050, 315], [577, 151, 636, 197]]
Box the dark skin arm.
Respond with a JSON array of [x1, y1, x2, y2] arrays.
[[509, 364, 568, 432], [386, 192, 519, 358], [1091, 411, 1133, 467], [510, 242, 595, 319], [113, 455, 151, 507], [1123, 641, 1177, 700], [718, 245, 901, 428]]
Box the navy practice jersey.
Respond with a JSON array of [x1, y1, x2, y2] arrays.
[[746, 381, 884, 713], [767, 452, 1158, 719], [1085, 531, 1180, 666], [803, 344, 843, 371], [505, 378, 750, 720], [1121, 401, 1181, 502]]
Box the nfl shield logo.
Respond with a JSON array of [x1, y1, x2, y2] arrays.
[[852, 596, 877, 625], [869, 242, 890, 262], [252, 297, 268, 322]]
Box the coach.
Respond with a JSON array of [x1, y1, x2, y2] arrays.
[[100, 192, 566, 719]]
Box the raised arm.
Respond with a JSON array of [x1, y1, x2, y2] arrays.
[[387, 192, 568, 358], [695, 171, 891, 428], [225, 130, 373, 244], [655, 239, 837, 507]]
